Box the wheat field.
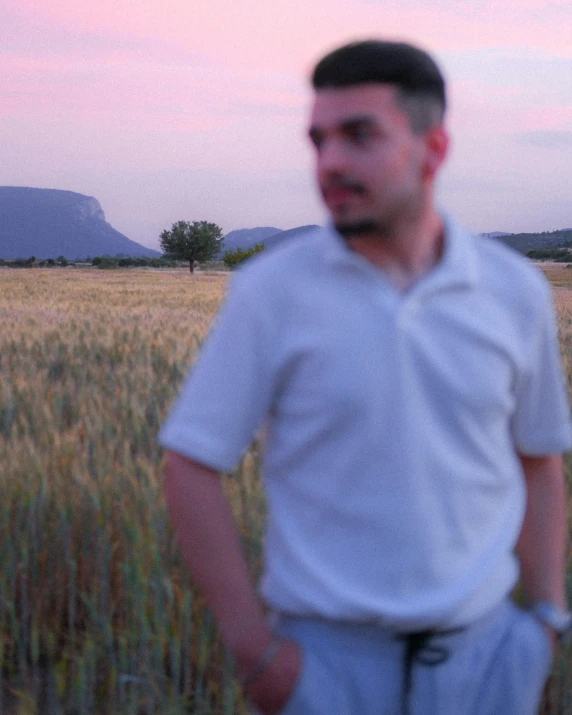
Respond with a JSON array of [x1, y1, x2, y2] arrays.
[[0, 266, 571, 714]]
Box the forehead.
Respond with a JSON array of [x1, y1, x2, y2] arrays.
[[309, 83, 407, 129]]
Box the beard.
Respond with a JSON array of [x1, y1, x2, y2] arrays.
[[333, 193, 425, 242], [324, 172, 425, 241], [325, 182, 405, 241], [335, 218, 380, 239], [334, 217, 393, 241]]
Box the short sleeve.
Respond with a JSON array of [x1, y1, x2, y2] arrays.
[[511, 287, 572, 455], [157, 274, 277, 471]]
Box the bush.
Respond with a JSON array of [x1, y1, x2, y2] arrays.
[[91, 256, 176, 269], [96, 257, 120, 269], [223, 243, 265, 268], [7, 259, 33, 268], [526, 248, 572, 262]]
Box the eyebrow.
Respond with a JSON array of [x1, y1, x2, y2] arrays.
[[308, 115, 378, 140]]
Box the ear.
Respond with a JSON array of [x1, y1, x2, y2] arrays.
[[421, 125, 449, 181]]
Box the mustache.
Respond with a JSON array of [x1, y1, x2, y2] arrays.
[[322, 177, 367, 196]]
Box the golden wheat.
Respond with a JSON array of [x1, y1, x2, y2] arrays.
[[0, 266, 570, 713]]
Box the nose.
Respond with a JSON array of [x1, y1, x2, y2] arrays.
[[316, 138, 350, 177]]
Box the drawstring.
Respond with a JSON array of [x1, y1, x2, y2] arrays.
[[398, 628, 464, 715]]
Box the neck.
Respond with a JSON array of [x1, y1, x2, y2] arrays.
[[345, 209, 444, 292]]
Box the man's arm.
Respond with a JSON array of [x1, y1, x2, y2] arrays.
[[516, 453, 567, 609], [516, 453, 568, 656], [163, 450, 300, 713]]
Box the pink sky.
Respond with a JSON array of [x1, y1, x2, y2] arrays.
[[1, 0, 571, 248]]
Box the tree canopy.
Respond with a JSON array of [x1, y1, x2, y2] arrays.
[[159, 220, 224, 272]]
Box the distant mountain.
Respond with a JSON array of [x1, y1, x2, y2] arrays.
[[221, 224, 321, 255], [264, 225, 321, 248], [222, 227, 282, 253], [0, 187, 160, 259]]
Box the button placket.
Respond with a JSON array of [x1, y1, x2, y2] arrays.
[[397, 299, 418, 327]]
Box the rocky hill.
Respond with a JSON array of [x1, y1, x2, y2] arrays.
[[0, 187, 160, 259]]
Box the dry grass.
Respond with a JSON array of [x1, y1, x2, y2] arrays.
[[0, 266, 571, 713]]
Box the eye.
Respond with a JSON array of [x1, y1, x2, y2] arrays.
[[348, 126, 373, 144], [309, 130, 324, 150]]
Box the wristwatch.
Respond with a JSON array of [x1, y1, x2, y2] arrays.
[[531, 601, 572, 643]]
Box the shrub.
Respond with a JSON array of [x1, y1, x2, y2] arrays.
[[96, 257, 120, 269], [527, 248, 572, 262], [222, 243, 265, 268]]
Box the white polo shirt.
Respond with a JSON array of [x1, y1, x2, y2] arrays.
[[159, 215, 572, 630]]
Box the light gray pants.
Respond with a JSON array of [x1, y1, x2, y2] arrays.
[[270, 599, 552, 715]]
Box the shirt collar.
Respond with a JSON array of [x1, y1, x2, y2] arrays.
[[322, 211, 479, 295]]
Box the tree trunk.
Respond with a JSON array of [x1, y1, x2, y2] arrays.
[[189, 260, 194, 273]]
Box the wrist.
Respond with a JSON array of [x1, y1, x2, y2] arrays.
[[229, 626, 275, 678], [217, 599, 271, 659], [530, 601, 572, 643]]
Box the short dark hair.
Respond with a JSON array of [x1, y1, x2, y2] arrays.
[[311, 40, 446, 133]]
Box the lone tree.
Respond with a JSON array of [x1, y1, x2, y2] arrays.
[[160, 220, 224, 273]]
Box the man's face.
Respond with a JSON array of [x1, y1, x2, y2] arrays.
[[308, 83, 442, 237]]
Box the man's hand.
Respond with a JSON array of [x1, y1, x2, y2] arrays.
[[240, 639, 303, 715]]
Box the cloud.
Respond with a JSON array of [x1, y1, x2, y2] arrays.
[[439, 48, 572, 106], [0, 12, 205, 65], [438, 173, 516, 193], [516, 129, 572, 148], [3, 0, 572, 239], [0, 46, 307, 134]]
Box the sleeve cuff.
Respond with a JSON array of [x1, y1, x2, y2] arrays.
[[158, 425, 239, 473], [513, 425, 572, 456]]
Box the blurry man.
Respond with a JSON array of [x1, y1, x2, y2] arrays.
[[159, 40, 572, 714]]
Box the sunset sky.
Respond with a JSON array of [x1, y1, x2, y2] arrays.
[[2, 0, 571, 249]]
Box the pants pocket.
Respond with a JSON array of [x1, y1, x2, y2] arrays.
[[521, 608, 553, 681], [273, 618, 343, 715], [470, 602, 553, 715], [494, 604, 552, 715]]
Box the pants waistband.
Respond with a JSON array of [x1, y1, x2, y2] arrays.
[[269, 598, 510, 653]]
